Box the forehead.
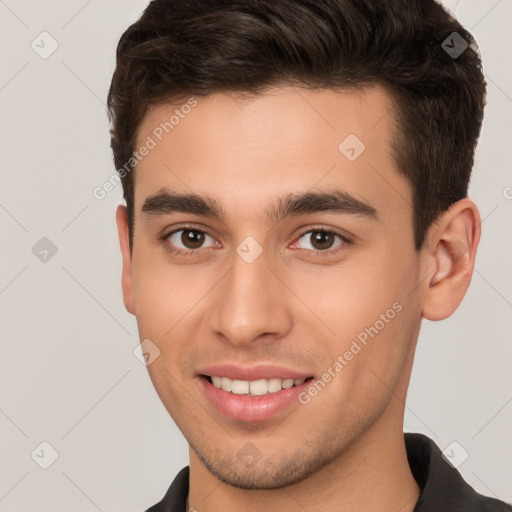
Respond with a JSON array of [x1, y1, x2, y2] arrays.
[[133, 85, 411, 225]]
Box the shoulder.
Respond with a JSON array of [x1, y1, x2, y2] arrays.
[[405, 433, 511, 511], [142, 466, 190, 512]]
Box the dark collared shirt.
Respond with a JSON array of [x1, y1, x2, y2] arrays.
[[144, 433, 511, 511]]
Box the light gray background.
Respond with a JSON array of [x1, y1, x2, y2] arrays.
[[0, 1, 510, 510]]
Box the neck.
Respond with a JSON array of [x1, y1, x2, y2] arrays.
[[188, 409, 420, 512]]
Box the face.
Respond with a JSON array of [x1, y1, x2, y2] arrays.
[[121, 86, 425, 489]]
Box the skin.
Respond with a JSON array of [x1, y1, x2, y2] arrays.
[[116, 85, 480, 512]]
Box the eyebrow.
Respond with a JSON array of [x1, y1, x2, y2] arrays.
[[141, 188, 378, 223]]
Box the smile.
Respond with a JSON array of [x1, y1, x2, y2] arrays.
[[205, 375, 311, 395], [198, 369, 315, 422]]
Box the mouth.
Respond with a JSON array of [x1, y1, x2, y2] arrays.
[[196, 367, 315, 422], [202, 375, 314, 396]]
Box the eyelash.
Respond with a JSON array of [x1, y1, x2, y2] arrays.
[[293, 226, 351, 258], [160, 225, 351, 257]]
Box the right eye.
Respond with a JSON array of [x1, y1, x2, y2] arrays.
[[162, 227, 220, 256]]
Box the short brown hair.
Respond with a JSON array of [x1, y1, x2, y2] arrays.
[[107, 0, 486, 250]]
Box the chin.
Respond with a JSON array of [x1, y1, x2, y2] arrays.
[[192, 442, 336, 490]]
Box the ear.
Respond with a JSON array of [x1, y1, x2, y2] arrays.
[[421, 198, 481, 321], [116, 204, 136, 315]]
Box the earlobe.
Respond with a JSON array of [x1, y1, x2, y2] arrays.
[[115, 204, 136, 315], [421, 199, 481, 321]]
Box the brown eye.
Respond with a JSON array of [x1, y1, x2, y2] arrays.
[[310, 231, 336, 250], [296, 229, 345, 252], [168, 229, 216, 251], [181, 229, 205, 249]]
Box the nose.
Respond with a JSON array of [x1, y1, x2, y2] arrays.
[[208, 253, 293, 347]]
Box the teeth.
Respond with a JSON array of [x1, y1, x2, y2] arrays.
[[210, 376, 307, 395], [221, 377, 233, 392], [267, 378, 282, 393], [249, 379, 268, 396], [282, 378, 294, 389], [231, 380, 249, 394]]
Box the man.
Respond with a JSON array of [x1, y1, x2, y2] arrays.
[[107, 0, 510, 510]]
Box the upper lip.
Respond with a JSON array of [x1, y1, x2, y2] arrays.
[[197, 364, 314, 381]]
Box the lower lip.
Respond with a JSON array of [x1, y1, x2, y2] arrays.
[[198, 377, 311, 422]]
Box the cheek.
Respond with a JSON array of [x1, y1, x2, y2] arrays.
[[291, 250, 414, 331], [131, 249, 206, 336], [288, 246, 419, 380]]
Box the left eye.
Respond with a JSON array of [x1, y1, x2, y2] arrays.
[[168, 229, 217, 250], [295, 230, 345, 251]]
